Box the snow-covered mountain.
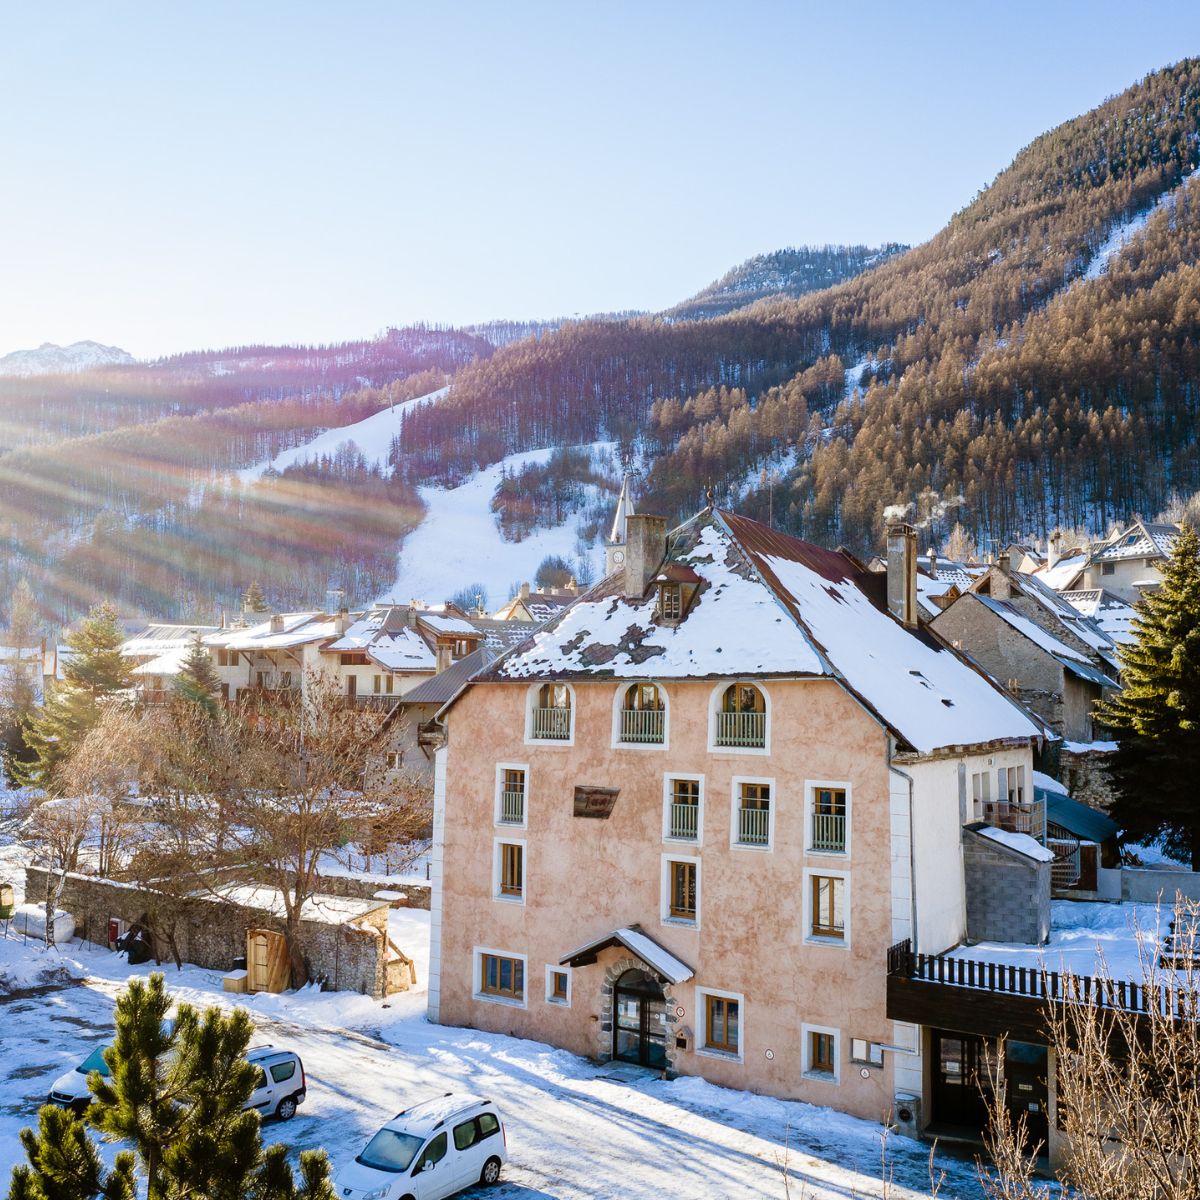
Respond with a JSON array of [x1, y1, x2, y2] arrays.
[[0, 340, 134, 376]]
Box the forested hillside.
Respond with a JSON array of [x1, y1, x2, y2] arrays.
[[665, 244, 908, 321], [399, 60, 1200, 553]]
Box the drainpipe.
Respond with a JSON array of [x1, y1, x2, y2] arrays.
[[887, 746, 918, 955]]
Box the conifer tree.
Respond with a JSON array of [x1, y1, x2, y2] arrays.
[[242, 582, 269, 613], [7, 578, 41, 648], [7, 1105, 135, 1200], [1097, 526, 1200, 867], [173, 635, 221, 715], [6, 973, 336, 1200], [12, 604, 132, 791]]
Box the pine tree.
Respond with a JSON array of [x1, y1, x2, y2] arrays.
[[7, 578, 41, 649], [5, 973, 336, 1200], [242, 582, 269, 614], [173, 635, 221, 715], [1097, 525, 1200, 866], [7, 1105, 135, 1200], [12, 604, 132, 791]]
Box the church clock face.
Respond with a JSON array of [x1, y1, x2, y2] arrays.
[[612, 549, 625, 565]]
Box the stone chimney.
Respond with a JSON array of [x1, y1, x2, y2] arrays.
[[336, 607, 350, 636], [624, 514, 669, 599], [886, 523, 918, 628], [1048, 530, 1061, 570], [269, 614, 284, 634], [1006, 546, 1024, 575], [435, 641, 452, 673], [519, 582, 530, 600], [927, 548, 937, 577]]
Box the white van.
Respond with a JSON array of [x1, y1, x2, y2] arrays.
[[47, 1042, 305, 1122], [336, 1093, 506, 1200]]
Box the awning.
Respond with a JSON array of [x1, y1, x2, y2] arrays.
[[559, 925, 694, 984]]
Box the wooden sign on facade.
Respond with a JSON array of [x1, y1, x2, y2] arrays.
[[573, 785, 620, 819]]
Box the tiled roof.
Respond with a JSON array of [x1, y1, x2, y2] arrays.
[[1091, 521, 1180, 562]]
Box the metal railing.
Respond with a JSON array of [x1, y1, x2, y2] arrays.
[[983, 797, 1046, 843], [352, 694, 401, 712], [715, 711, 766, 748], [1048, 838, 1081, 889], [619, 708, 665, 743], [531, 706, 572, 740], [500, 790, 525, 825], [670, 801, 699, 840], [811, 811, 846, 852], [737, 806, 770, 846]]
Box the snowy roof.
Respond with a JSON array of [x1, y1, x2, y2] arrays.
[[971, 824, 1057, 863], [122, 623, 218, 658], [216, 613, 339, 651], [974, 596, 1118, 688], [1091, 520, 1180, 563], [366, 628, 438, 672], [419, 613, 479, 636], [323, 607, 440, 672], [130, 646, 190, 677], [479, 509, 1043, 756], [1060, 589, 1138, 645], [1033, 549, 1088, 591], [560, 925, 694, 984]]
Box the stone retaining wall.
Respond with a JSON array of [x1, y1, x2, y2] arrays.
[[25, 866, 391, 998], [314, 873, 431, 909]]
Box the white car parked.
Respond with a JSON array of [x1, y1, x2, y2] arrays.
[[47, 1041, 306, 1122], [336, 1093, 506, 1200]]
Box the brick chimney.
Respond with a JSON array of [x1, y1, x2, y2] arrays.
[[624, 514, 669, 599], [886, 523, 918, 628]]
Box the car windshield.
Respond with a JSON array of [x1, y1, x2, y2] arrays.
[[76, 1047, 111, 1077], [356, 1129, 425, 1173]]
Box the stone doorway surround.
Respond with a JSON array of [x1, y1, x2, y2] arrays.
[[597, 954, 679, 1072]]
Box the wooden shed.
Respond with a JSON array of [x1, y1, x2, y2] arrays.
[[246, 928, 291, 993]]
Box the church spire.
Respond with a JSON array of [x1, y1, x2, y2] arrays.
[[606, 468, 636, 576]]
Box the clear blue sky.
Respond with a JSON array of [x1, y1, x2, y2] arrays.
[[2, 1, 1199, 359]]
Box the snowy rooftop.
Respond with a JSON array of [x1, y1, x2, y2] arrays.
[[214, 613, 339, 651], [130, 646, 190, 677], [481, 509, 1043, 755], [419, 613, 479, 636], [207, 885, 386, 926], [974, 596, 1119, 687], [1061, 588, 1138, 645], [1091, 520, 1180, 563], [121, 623, 218, 658], [973, 825, 1056, 863], [1034, 549, 1088, 590]]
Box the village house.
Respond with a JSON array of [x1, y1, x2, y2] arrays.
[[1077, 519, 1182, 602], [119, 622, 219, 704], [930, 565, 1120, 744], [426, 503, 1055, 1147], [493, 581, 582, 624]]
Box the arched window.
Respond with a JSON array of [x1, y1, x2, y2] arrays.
[[715, 683, 766, 748], [619, 682, 665, 744], [531, 682, 572, 741]]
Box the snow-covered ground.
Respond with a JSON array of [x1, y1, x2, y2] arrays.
[[1082, 164, 1200, 282], [0, 921, 986, 1198], [378, 444, 614, 608], [239, 387, 448, 484]]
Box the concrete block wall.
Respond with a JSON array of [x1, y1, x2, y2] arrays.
[[961, 834, 1051, 944]]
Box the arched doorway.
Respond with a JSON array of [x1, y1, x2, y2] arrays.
[[613, 969, 667, 1069]]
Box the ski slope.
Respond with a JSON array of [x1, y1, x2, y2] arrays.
[[379, 443, 614, 608], [239, 386, 448, 483]]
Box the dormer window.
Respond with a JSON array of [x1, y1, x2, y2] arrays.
[[658, 584, 682, 620]]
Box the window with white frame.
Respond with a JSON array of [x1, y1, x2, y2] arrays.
[[663, 774, 702, 843], [807, 782, 849, 854], [545, 966, 571, 1006], [661, 855, 700, 925], [732, 778, 773, 849], [802, 1024, 840, 1082], [713, 682, 768, 750], [806, 870, 848, 943], [697, 988, 743, 1060], [528, 682, 573, 743], [493, 839, 525, 903], [495, 764, 528, 827], [617, 682, 666, 746], [474, 948, 526, 1006], [849, 1038, 884, 1067]]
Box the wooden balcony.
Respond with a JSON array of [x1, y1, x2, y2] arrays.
[[983, 798, 1046, 843], [619, 708, 664, 744], [715, 711, 765, 748], [885, 939, 1189, 1044], [531, 705, 572, 740]]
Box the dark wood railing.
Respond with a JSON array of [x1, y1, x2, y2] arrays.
[[887, 939, 1198, 1022]]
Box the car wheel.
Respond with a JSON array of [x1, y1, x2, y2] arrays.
[[480, 1156, 502, 1186], [275, 1096, 297, 1121]]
